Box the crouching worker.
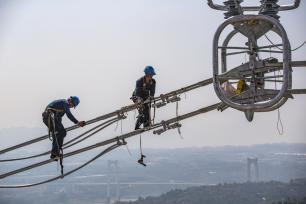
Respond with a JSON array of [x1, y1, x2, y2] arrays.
[[42, 96, 86, 160], [221, 79, 249, 97], [131, 66, 156, 130]]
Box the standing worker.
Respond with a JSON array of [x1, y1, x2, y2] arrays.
[[132, 66, 156, 130], [42, 96, 86, 160]]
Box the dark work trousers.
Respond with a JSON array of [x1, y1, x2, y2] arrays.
[[42, 112, 67, 155], [135, 103, 151, 130]]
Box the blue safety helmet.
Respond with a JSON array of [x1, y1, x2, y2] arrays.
[[144, 66, 156, 76], [70, 96, 80, 107]]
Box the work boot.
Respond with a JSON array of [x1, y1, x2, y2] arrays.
[[135, 124, 141, 130], [50, 153, 60, 161], [135, 119, 142, 130]]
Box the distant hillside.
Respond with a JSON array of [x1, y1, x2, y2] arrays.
[[118, 179, 306, 204], [1, 143, 306, 204]]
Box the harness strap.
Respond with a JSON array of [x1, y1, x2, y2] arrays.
[[46, 107, 65, 113], [45, 108, 63, 141]]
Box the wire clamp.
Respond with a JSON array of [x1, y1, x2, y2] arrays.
[[153, 94, 181, 109], [153, 121, 182, 135]]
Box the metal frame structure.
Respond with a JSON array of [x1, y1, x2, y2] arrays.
[[207, 0, 300, 12], [213, 14, 292, 110], [209, 0, 305, 121]]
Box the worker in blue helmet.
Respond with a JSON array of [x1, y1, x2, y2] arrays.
[[42, 96, 86, 160], [131, 66, 156, 130]]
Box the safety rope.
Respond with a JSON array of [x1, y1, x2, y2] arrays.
[[264, 34, 306, 52], [277, 108, 284, 135], [0, 118, 119, 162], [124, 142, 132, 157], [118, 114, 132, 157], [114, 120, 119, 131], [176, 99, 183, 139], [59, 149, 64, 176], [271, 52, 284, 136], [138, 133, 146, 167], [0, 144, 120, 188], [139, 134, 143, 155]]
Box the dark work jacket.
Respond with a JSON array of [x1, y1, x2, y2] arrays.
[[135, 76, 156, 100], [46, 99, 79, 124]]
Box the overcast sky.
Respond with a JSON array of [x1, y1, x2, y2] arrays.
[[0, 0, 305, 148]]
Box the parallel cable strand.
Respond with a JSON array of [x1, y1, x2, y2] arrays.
[[0, 118, 118, 162], [0, 103, 221, 180], [63, 118, 118, 147], [0, 78, 213, 155], [0, 144, 120, 188], [63, 119, 119, 149]]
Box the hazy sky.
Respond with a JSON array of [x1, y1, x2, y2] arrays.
[[0, 0, 305, 148]]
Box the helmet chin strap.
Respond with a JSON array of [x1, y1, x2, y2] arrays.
[[67, 99, 74, 108]]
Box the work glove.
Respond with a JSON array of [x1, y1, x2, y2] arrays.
[[78, 121, 86, 127]]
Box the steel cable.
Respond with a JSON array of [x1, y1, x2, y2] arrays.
[[0, 144, 120, 188], [0, 78, 213, 155], [0, 118, 119, 162], [0, 103, 221, 180]]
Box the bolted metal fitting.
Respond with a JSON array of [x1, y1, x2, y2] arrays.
[[223, 0, 243, 19], [259, 0, 280, 20]]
